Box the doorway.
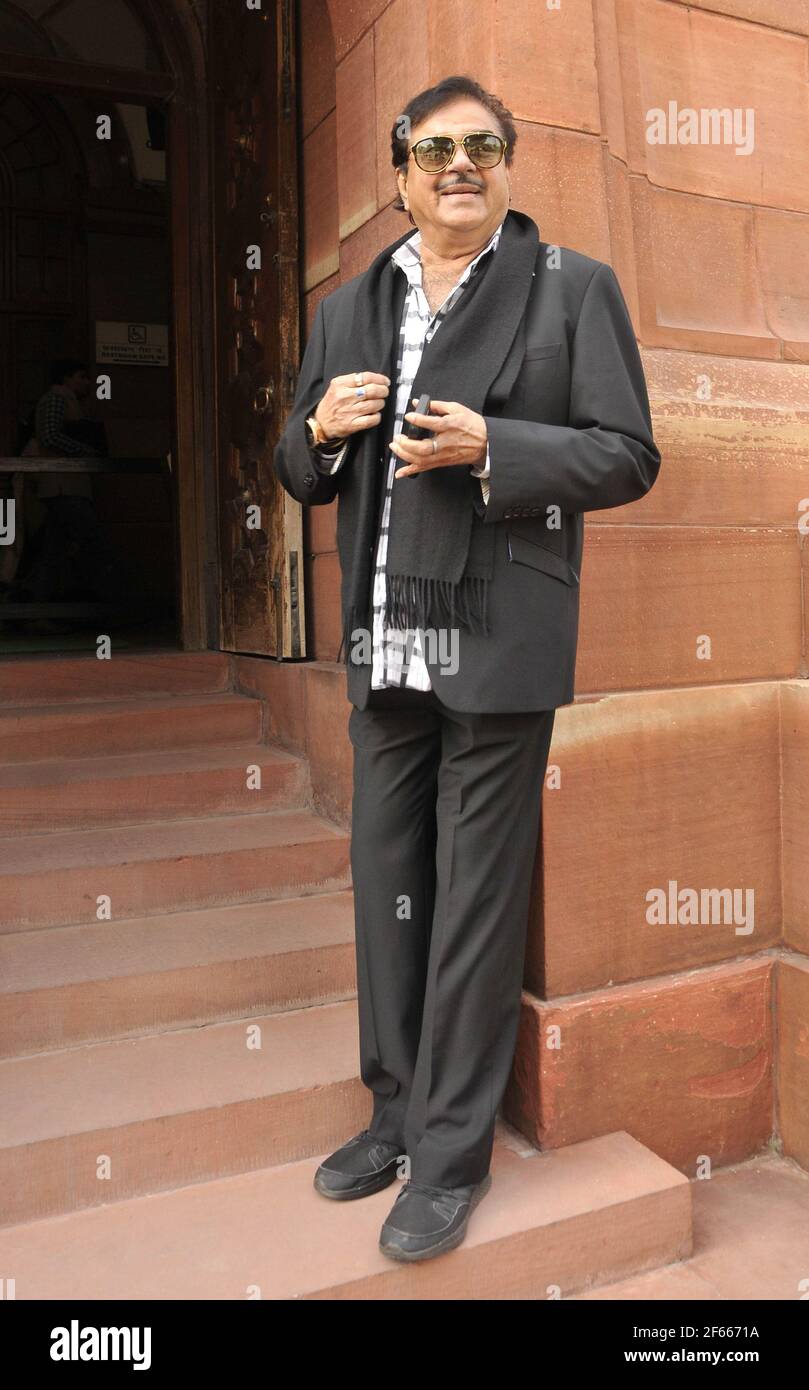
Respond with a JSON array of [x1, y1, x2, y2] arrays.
[[0, 0, 304, 660], [0, 0, 214, 653], [0, 83, 175, 651]]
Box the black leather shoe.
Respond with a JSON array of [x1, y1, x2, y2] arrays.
[[379, 1173, 492, 1261], [313, 1128, 404, 1200]]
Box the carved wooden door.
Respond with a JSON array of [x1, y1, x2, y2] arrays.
[[211, 0, 304, 656]]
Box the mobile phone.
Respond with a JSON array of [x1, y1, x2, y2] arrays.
[[401, 392, 432, 441]]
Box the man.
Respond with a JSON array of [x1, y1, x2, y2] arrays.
[[274, 75, 660, 1262], [12, 360, 118, 630]]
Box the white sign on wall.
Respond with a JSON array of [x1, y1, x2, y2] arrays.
[[95, 321, 168, 366]]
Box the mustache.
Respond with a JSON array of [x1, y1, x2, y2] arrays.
[[438, 180, 484, 192]]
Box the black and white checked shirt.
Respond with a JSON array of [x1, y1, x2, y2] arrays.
[[33, 388, 94, 499], [314, 221, 502, 689]]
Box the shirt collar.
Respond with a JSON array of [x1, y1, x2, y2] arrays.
[[391, 219, 504, 282]]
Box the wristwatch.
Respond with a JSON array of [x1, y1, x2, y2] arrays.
[[306, 413, 345, 450]]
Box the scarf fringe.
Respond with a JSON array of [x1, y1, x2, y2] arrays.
[[384, 571, 490, 637], [337, 576, 490, 669]]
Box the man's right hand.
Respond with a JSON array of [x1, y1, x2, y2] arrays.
[[314, 371, 390, 441]]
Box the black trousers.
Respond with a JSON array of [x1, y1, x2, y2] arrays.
[[348, 681, 556, 1188]]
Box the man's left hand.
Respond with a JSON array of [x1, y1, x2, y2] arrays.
[[391, 399, 487, 477]]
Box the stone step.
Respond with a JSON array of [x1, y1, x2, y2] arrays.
[[0, 1129, 692, 1298], [0, 891, 356, 1057], [0, 742, 308, 835], [0, 692, 262, 763], [0, 651, 231, 707], [0, 809, 351, 931], [0, 999, 366, 1227]]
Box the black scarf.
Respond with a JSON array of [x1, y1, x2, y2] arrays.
[[334, 208, 540, 666]]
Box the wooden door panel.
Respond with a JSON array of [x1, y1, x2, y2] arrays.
[[212, 0, 304, 656]]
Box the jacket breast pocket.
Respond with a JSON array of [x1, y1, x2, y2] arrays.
[[523, 342, 562, 362], [516, 342, 563, 416], [506, 530, 579, 587]]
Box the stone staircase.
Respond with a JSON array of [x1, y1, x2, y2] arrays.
[[0, 652, 692, 1298]]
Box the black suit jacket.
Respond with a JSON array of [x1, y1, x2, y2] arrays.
[[273, 240, 661, 713]]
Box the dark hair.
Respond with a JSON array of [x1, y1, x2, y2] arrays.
[[390, 75, 517, 221], [49, 358, 89, 385]]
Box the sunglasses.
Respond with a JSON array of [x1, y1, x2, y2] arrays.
[[408, 131, 508, 174]]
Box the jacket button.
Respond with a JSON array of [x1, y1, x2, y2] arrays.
[[303, 473, 315, 486]]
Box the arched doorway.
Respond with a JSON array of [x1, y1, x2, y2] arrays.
[[0, 0, 305, 659], [0, 0, 214, 649]]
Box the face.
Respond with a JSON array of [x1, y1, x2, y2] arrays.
[[395, 97, 512, 254], [64, 369, 91, 398]]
